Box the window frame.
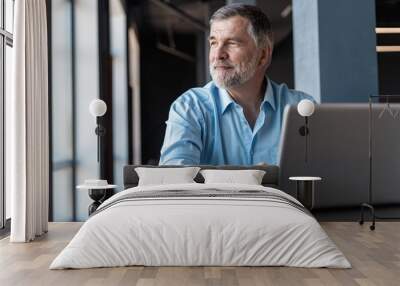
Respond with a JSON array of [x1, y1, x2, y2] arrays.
[[0, 0, 14, 232]]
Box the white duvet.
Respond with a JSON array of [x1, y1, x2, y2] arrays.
[[50, 183, 351, 269]]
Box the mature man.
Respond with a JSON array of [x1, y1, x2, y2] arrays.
[[159, 4, 314, 166]]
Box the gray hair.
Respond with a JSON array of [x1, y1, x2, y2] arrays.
[[210, 4, 273, 50]]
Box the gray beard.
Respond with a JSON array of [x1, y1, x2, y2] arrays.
[[210, 56, 258, 89]]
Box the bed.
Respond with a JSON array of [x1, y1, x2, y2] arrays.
[[50, 165, 350, 269]]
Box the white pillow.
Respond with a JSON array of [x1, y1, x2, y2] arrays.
[[135, 167, 200, 186], [200, 169, 266, 185]]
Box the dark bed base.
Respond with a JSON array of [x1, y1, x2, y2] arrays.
[[123, 164, 280, 190]]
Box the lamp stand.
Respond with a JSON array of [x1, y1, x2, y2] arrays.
[[299, 117, 310, 163], [95, 116, 106, 165]]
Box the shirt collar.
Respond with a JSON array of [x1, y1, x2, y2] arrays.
[[219, 77, 276, 115], [219, 88, 235, 114], [263, 78, 276, 111]]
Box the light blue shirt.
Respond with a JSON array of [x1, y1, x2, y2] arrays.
[[159, 78, 315, 165]]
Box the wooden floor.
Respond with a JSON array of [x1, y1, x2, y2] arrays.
[[1, 222, 400, 286]]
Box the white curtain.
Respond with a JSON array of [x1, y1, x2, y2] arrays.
[[9, 0, 49, 242]]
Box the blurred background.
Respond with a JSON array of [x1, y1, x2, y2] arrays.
[[13, 0, 399, 221]]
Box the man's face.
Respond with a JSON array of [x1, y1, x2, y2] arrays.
[[209, 16, 263, 89]]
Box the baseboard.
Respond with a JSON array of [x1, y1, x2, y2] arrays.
[[313, 205, 400, 221]]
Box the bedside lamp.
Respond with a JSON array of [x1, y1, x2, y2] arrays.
[[297, 99, 315, 163], [78, 99, 114, 216], [290, 99, 320, 211], [89, 99, 107, 163]]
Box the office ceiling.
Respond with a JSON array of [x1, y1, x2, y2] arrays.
[[137, 0, 400, 46], [145, 0, 292, 46]]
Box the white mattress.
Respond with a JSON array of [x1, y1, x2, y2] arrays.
[[50, 183, 351, 269]]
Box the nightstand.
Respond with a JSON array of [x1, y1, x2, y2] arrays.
[[289, 177, 322, 210], [77, 184, 117, 215]]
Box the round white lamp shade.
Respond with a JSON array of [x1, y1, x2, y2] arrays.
[[297, 99, 315, 117], [89, 99, 107, 117]]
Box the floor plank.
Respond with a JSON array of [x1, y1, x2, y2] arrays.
[[0, 222, 399, 286]]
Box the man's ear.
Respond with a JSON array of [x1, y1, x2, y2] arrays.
[[258, 45, 273, 69]]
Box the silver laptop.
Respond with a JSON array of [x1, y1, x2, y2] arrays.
[[278, 103, 400, 209]]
